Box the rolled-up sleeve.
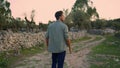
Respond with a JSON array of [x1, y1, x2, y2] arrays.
[[64, 25, 69, 40]]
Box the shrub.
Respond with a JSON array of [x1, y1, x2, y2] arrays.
[[0, 53, 8, 68], [115, 32, 120, 39]]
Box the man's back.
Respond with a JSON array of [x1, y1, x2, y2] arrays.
[[46, 20, 69, 53], [45, 11, 72, 68]]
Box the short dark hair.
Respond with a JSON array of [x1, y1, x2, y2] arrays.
[[55, 11, 63, 20]]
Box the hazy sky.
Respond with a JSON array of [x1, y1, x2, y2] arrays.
[[92, 0, 120, 19], [8, 0, 120, 24]]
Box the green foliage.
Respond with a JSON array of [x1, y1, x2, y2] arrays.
[[71, 0, 119, 30], [72, 0, 99, 19], [0, 0, 11, 16], [72, 10, 91, 30], [63, 9, 73, 29], [113, 21, 120, 30], [91, 19, 107, 29], [73, 0, 88, 10], [115, 32, 120, 38], [0, 0, 11, 30], [0, 58, 8, 68], [39, 23, 48, 31], [0, 53, 8, 68], [106, 18, 120, 30], [64, 0, 99, 30], [0, 1, 40, 31], [87, 7, 99, 20], [90, 18, 120, 31]]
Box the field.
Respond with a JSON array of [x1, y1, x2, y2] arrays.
[[89, 36, 120, 68], [1, 35, 120, 68]]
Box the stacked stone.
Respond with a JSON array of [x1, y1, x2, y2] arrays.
[[0, 31, 86, 52]]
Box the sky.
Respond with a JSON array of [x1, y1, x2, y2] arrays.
[[8, 0, 120, 24], [92, 0, 120, 20]]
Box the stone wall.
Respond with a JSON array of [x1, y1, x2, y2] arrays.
[[88, 28, 115, 35], [0, 31, 86, 52]]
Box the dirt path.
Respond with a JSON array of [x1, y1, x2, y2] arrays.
[[15, 35, 105, 68]]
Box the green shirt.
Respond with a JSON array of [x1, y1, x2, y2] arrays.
[[45, 20, 69, 53]]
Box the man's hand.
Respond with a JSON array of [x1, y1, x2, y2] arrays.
[[66, 39, 72, 54]]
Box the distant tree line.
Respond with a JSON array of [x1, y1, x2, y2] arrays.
[[63, 0, 120, 31], [0, 0, 120, 32], [0, 0, 49, 32]]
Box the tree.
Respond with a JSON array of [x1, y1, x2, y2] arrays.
[[24, 10, 36, 32], [39, 22, 48, 31], [0, 0, 11, 30], [72, 10, 91, 30], [91, 19, 107, 29], [63, 9, 73, 30], [30, 10, 35, 22], [87, 7, 99, 20], [112, 18, 120, 31], [0, 0, 11, 16], [72, 0, 99, 19], [70, 0, 99, 30]]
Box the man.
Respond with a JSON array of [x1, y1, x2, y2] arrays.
[[45, 11, 72, 68]]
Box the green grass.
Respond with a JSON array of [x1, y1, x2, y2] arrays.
[[0, 44, 45, 68], [72, 36, 92, 43], [89, 35, 120, 68], [73, 36, 103, 52]]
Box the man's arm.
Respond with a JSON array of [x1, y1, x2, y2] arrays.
[[46, 38, 49, 47], [64, 25, 72, 54], [66, 39, 72, 54]]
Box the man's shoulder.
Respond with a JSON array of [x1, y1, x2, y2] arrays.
[[48, 22, 55, 28], [63, 23, 67, 27], [58, 21, 67, 27], [48, 21, 68, 28], [60, 22, 68, 28]]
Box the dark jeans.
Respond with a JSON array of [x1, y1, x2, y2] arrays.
[[52, 51, 66, 68]]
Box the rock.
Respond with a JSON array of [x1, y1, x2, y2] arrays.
[[0, 31, 86, 52]]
